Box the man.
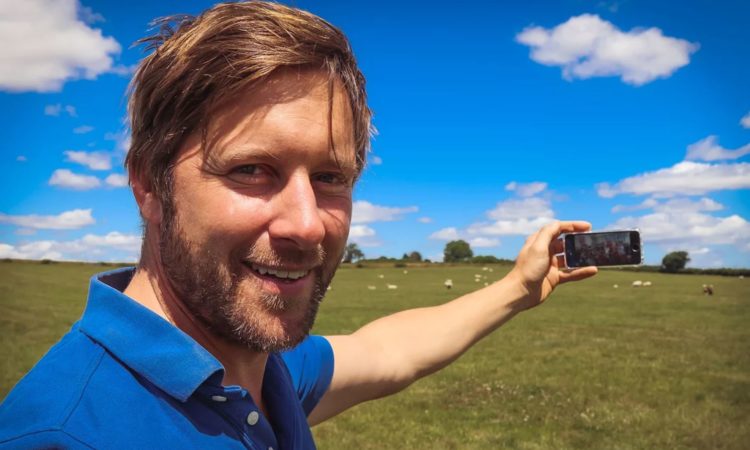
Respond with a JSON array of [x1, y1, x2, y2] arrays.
[[0, 2, 597, 449]]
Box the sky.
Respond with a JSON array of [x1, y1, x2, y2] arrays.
[[1, 0, 749, 268]]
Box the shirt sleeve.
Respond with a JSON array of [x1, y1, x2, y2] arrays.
[[279, 335, 334, 415]]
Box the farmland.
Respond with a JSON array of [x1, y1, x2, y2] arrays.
[[1, 260, 748, 449]]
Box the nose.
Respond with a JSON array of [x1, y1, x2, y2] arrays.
[[268, 173, 326, 250]]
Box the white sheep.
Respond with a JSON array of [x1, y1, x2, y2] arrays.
[[367, 285, 377, 290], [632, 280, 643, 287], [643, 281, 652, 287], [444, 279, 453, 289], [378, 274, 385, 279], [403, 270, 408, 274], [613, 284, 619, 289], [386, 284, 398, 290]]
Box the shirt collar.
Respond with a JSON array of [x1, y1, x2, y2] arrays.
[[79, 267, 224, 402]]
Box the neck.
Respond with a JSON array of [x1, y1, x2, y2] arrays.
[[123, 235, 268, 413]]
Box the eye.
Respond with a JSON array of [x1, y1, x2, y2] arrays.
[[313, 172, 352, 193], [227, 164, 273, 185]]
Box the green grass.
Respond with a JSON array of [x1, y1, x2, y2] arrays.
[[1, 261, 749, 449]]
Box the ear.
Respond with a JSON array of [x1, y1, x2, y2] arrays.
[[131, 175, 162, 227]]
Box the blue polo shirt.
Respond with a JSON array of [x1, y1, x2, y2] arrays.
[[0, 268, 334, 449]]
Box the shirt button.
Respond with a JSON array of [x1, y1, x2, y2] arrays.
[[246, 411, 260, 426], [211, 395, 227, 402]]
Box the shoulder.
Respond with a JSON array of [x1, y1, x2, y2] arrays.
[[0, 327, 104, 447]]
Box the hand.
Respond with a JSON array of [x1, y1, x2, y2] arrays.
[[509, 220, 598, 310]]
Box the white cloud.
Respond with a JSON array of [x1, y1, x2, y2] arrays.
[[0, 232, 141, 262], [44, 104, 62, 116], [370, 155, 383, 165], [105, 130, 131, 153], [348, 224, 381, 247], [429, 227, 461, 241], [73, 125, 94, 134], [685, 135, 750, 161], [0, 0, 121, 92], [417, 217, 433, 224], [505, 181, 547, 197], [16, 155, 27, 162], [516, 14, 697, 85], [609, 211, 750, 249], [64, 151, 111, 170], [49, 169, 101, 190], [44, 103, 78, 117], [469, 237, 501, 248], [597, 161, 750, 198], [487, 197, 554, 221], [612, 197, 723, 214], [0, 208, 95, 229], [105, 173, 128, 187], [352, 200, 418, 224], [468, 216, 554, 236], [741, 112, 750, 129]]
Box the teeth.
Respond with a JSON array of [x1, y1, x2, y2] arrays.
[[250, 263, 308, 280]]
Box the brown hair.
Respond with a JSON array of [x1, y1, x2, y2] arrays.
[[125, 1, 372, 205]]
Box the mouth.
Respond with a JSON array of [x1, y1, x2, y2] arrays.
[[244, 262, 311, 283]]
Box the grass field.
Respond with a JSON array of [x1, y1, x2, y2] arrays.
[[1, 260, 749, 449]]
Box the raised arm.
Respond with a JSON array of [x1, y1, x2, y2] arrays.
[[308, 221, 598, 425]]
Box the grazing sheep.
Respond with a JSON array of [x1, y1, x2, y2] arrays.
[[386, 284, 398, 290], [489, 268, 494, 273], [613, 284, 619, 289], [403, 270, 408, 274], [632, 280, 643, 287], [378, 274, 385, 279], [483, 282, 489, 287], [482, 267, 489, 271], [702, 284, 714, 295], [643, 281, 652, 287], [367, 285, 377, 290], [444, 279, 453, 289]]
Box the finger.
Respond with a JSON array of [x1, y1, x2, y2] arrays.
[[559, 266, 598, 283], [537, 220, 592, 244], [550, 238, 565, 255], [555, 254, 567, 268]]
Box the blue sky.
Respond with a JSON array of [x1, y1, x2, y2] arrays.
[[1, 0, 749, 267]]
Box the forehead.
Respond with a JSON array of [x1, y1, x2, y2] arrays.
[[198, 68, 356, 169]]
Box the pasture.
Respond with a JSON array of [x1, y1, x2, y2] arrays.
[[1, 260, 748, 449]]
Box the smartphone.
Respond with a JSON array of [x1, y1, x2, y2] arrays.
[[563, 230, 642, 268]]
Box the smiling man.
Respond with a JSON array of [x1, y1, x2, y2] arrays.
[[0, 2, 596, 449]]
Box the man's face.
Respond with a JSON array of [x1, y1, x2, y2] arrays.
[[158, 69, 355, 352]]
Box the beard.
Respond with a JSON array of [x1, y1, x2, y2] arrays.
[[158, 211, 336, 353]]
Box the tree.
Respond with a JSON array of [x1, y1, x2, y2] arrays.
[[343, 242, 365, 263], [443, 240, 473, 263], [661, 251, 690, 273], [406, 251, 422, 262]]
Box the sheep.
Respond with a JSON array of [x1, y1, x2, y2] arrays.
[[632, 280, 643, 287], [378, 274, 385, 279], [444, 279, 453, 289], [702, 284, 714, 295], [643, 281, 652, 287], [386, 284, 398, 290], [403, 270, 408, 274], [367, 285, 377, 290], [613, 284, 619, 289]]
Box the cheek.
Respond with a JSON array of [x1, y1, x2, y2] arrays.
[[175, 188, 272, 241]]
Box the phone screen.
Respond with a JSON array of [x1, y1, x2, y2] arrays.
[[564, 230, 641, 268]]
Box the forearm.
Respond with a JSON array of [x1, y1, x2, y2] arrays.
[[351, 271, 530, 390]]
